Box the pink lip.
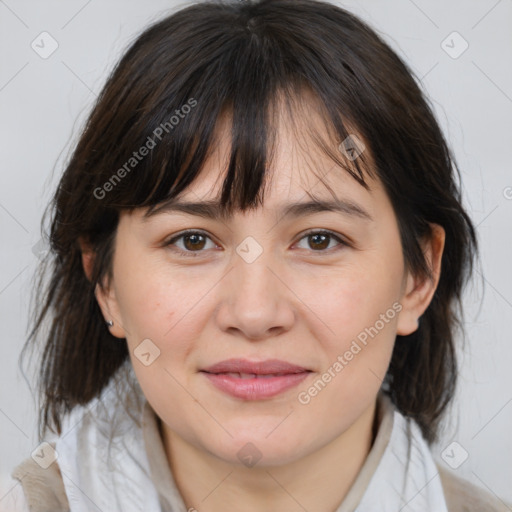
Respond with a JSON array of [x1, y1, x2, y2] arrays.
[[202, 358, 309, 375], [200, 358, 312, 400]]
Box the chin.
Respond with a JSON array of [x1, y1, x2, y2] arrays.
[[200, 430, 309, 468]]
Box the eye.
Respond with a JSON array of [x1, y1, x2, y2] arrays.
[[294, 230, 347, 253], [164, 230, 218, 257], [164, 229, 348, 258]]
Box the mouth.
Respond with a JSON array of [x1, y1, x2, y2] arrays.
[[206, 372, 302, 379], [200, 359, 312, 400]]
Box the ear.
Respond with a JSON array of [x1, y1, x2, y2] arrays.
[[78, 236, 126, 339], [79, 235, 95, 282], [396, 224, 445, 336]]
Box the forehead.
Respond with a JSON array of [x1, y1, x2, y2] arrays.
[[172, 95, 380, 208]]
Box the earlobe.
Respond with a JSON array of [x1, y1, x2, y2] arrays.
[[94, 280, 127, 339], [79, 236, 126, 339], [396, 272, 421, 336], [396, 224, 445, 336]]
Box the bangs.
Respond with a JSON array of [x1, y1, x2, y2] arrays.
[[88, 3, 380, 221], [141, 84, 375, 220]]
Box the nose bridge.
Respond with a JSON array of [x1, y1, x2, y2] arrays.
[[215, 233, 294, 339], [233, 234, 279, 311]]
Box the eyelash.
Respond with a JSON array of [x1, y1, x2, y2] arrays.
[[163, 229, 348, 258]]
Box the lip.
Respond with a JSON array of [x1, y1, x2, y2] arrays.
[[200, 358, 312, 400], [202, 358, 310, 375]]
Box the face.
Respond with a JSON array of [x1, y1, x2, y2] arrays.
[[92, 102, 444, 468]]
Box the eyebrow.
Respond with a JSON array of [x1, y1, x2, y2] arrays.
[[142, 197, 373, 222]]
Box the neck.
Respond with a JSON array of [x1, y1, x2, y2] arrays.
[[161, 399, 379, 512]]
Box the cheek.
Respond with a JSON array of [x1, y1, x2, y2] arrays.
[[301, 257, 403, 394], [116, 279, 171, 338], [308, 265, 401, 339], [115, 262, 208, 418], [105, 242, 194, 418], [113, 255, 208, 352], [295, 271, 401, 420], [117, 271, 239, 410]]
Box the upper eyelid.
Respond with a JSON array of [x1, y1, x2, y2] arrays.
[[166, 229, 218, 245]]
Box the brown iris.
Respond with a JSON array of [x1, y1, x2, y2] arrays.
[[183, 233, 207, 251], [308, 233, 330, 250]]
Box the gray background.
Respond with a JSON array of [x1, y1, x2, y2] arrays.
[[1, 0, 511, 506]]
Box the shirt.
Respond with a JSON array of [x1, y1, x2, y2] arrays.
[[6, 362, 512, 511]]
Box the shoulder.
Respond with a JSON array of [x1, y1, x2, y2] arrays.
[[437, 463, 512, 512], [9, 446, 69, 512]]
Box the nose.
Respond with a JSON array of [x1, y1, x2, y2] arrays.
[[214, 247, 295, 341]]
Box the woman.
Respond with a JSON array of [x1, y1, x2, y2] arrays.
[[7, 0, 510, 510]]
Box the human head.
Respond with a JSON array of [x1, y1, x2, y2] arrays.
[[28, 0, 476, 447]]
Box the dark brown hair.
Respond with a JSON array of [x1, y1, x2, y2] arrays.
[[25, 0, 477, 443]]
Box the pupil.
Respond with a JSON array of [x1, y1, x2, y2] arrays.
[[185, 234, 205, 250], [310, 233, 328, 250]]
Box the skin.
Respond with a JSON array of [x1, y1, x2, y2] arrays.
[[81, 101, 445, 512]]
